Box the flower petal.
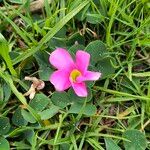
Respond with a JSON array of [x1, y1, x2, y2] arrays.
[[49, 48, 74, 70], [50, 70, 71, 91], [76, 50, 90, 73], [85, 71, 101, 80], [72, 82, 87, 97], [77, 71, 101, 82]]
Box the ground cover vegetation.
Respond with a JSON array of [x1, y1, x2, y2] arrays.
[[0, 0, 150, 149]]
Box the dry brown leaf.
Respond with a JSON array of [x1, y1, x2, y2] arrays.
[[24, 76, 45, 99]]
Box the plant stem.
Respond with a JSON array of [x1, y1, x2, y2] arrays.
[[94, 86, 150, 101]]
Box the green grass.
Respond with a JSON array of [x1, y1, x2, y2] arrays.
[[0, 0, 150, 149]]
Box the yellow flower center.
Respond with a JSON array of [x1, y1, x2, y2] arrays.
[[70, 69, 81, 82]]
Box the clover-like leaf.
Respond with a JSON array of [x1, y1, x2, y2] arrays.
[[85, 40, 107, 65], [34, 51, 53, 81], [105, 138, 122, 150], [39, 105, 60, 120], [21, 109, 36, 123], [96, 57, 116, 79], [0, 137, 10, 150], [0, 117, 10, 135], [29, 93, 50, 112], [123, 129, 147, 150], [68, 88, 92, 104], [12, 107, 28, 126], [69, 44, 85, 56], [86, 13, 104, 24], [67, 32, 85, 46], [69, 103, 97, 116], [51, 92, 70, 108]]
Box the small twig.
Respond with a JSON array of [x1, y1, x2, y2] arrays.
[[141, 119, 150, 131], [136, 51, 150, 65]]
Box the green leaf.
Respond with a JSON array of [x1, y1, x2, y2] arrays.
[[96, 57, 116, 78], [3, 83, 11, 102], [51, 88, 93, 109], [69, 103, 97, 116], [9, 51, 20, 60], [12, 107, 28, 126], [29, 93, 50, 112], [123, 129, 147, 150], [0, 137, 10, 150], [51, 92, 70, 108], [67, 33, 85, 46], [86, 13, 104, 24], [34, 51, 53, 81], [68, 88, 92, 103], [0, 85, 3, 103], [39, 105, 60, 120], [69, 44, 85, 55], [60, 143, 70, 150], [48, 27, 67, 49], [39, 65, 53, 81], [85, 40, 107, 65], [105, 138, 122, 150], [0, 33, 16, 75], [23, 129, 35, 145], [0, 117, 10, 135], [21, 109, 36, 123], [48, 37, 66, 50], [55, 27, 67, 38]]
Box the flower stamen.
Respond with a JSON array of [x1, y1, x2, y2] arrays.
[[70, 69, 81, 82]]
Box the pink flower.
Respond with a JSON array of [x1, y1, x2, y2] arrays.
[[49, 48, 101, 97]]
